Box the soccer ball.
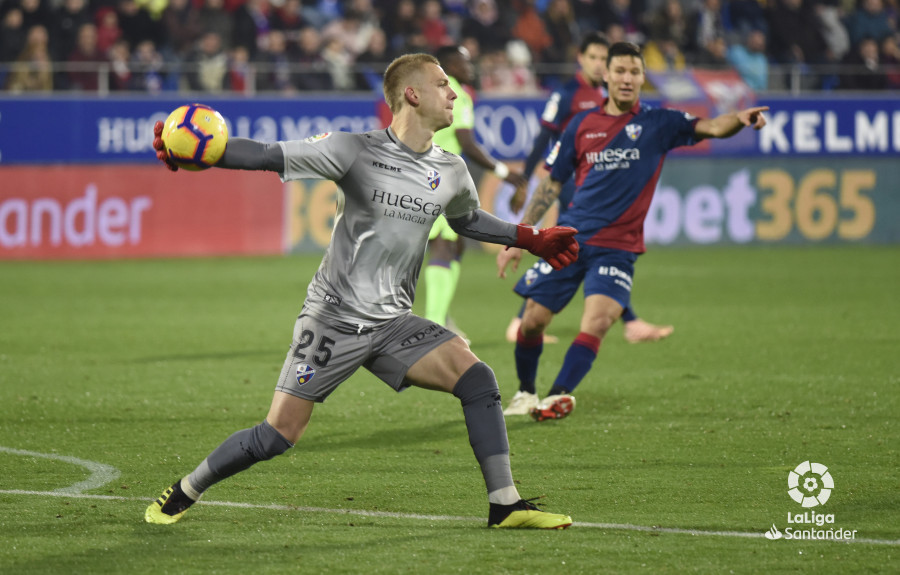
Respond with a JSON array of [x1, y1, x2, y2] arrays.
[[161, 103, 228, 171]]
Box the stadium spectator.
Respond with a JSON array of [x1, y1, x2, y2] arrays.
[[0, 0, 889, 92], [254, 29, 297, 93], [605, 22, 626, 44], [0, 9, 28, 64], [647, 0, 691, 56], [51, 0, 93, 62], [692, 34, 731, 68], [269, 0, 306, 36], [320, 35, 354, 89], [844, 0, 895, 47], [159, 0, 204, 59], [19, 0, 54, 33], [6, 23, 53, 92], [136, 0, 167, 20], [312, 0, 342, 23], [511, 0, 552, 63], [293, 25, 333, 91], [186, 31, 228, 91], [688, 0, 727, 58], [354, 26, 389, 90], [728, 28, 769, 90], [232, 0, 271, 59], [815, 0, 851, 62], [440, 0, 467, 41], [840, 35, 889, 88], [767, 0, 828, 65], [94, 7, 121, 56], [226, 44, 251, 93], [497, 42, 768, 422], [116, 0, 162, 49], [461, 0, 511, 54], [129, 38, 165, 92], [321, 7, 376, 57], [382, 0, 420, 56], [425, 44, 529, 341], [643, 34, 687, 72], [881, 33, 900, 88], [65, 22, 101, 90], [722, 0, 768, 38], [541, 0, 579, 65], [598, 0, 646, 45], [198, 0, 234, 52], [145, 51, 577, 531], [480, 40, 540, 93], [106, 38, 132, 90], [420, 0, 451, 51], [571, 0, 603, 36]]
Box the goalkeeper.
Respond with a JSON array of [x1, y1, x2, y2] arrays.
[[144, 53, 578, 529]]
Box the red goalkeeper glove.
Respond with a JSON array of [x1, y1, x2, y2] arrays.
[[514, 224, 579, 270], [152, 121, 179, 172]]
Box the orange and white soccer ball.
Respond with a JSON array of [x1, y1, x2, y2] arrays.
[[161, 103, 228, 171]]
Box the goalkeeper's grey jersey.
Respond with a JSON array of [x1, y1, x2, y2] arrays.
[[279, 128, 479, 327]]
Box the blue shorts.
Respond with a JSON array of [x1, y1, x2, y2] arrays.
[[513, 245, 638, 313]]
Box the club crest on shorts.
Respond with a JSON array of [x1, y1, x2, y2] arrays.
[[625, 124, 643, 141], [427, 169, 441, 190], [296, 363, 316, 385]]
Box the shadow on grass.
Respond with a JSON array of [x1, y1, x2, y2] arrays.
[[300, 418, 464, 453]]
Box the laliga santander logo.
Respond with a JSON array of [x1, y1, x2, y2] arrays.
[[788, 461, 834, 508], [764, 461, 855, 541]]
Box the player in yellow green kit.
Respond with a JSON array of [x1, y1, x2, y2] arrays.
[[426, 45, 529, 337]]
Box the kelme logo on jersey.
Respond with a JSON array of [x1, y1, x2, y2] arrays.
[[626, 124, 643, 141], [427, 169, 441, 190], [296, 363, 316, 385], [303, 132, 331, 143]]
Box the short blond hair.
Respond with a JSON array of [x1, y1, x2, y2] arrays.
[[382, 53, 440, 113]]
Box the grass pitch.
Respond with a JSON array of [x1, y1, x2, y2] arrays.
[[1, 246, 898, 574]]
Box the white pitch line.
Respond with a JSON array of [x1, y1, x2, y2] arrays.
[[0, 446, 120, 495], [1, 489, 898, 546]]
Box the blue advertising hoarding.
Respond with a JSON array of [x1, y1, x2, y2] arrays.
[[0, 95, 897, 165]]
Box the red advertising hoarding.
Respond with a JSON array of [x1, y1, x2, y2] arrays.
[[0, 166, 284, 260]]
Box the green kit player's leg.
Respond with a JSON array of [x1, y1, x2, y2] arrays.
[[424, 262, 455, 324]]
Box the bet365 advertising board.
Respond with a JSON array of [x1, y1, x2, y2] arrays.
[[0, 95, 897, 259]]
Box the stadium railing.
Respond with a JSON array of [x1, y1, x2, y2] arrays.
[[0, 62, 897, 96]]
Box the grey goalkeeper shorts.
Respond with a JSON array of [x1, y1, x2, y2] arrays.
[[274, 311, 458, 402]]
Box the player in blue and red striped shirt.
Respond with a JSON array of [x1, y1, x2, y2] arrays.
[[498, 42, 768, 422], [505, 32, 675, 361]]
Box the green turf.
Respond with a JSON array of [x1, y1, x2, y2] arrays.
[[1, 246, 898, 574]]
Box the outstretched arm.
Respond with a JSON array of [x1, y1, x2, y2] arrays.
[[694, 106, 769, 139], [218, 138, 285, 171], [448, 209, 579, 272], [153, 121, 284, 172], [496, 176, 566, 278]]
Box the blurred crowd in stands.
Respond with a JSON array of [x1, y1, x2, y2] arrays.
[[1, 0, 897, 93]]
